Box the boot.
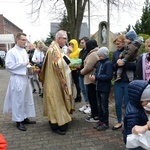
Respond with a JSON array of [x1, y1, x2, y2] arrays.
[[75, 95, 81, 102]]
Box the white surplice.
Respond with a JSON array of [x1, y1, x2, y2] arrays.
[[3, 45, 36, 122]]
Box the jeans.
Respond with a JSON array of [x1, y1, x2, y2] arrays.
[[86, 83, 98, 118], [96, 91, 109, 126], [30, 74, 41, 90], [79, 76, 89, 104], [114, 81, 129, 123]]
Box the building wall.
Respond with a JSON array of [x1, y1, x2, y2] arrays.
[[0, 15, 4, 34], [0, 14, 23, 51], [51, 22, 89, 40], [92, 30, 116, 51]]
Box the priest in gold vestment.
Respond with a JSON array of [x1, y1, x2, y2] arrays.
[[39, 30, 75, 135]]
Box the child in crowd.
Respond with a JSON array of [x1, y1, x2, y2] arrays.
[[123, 80, 150, 149], [32, 42, 45, 94], [115, 31, 143, 82], [36, 46, 48, 98], [67, 39, 82, 102], [89, 47, 113, 130]]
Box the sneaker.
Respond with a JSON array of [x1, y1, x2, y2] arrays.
[[85, 116, 99, 123], [79, 105, 87, 112], [97, 123, 109, 131], [75, 95, 81, 102], [93, 120, 103, 129], [83, 107, 91, 114], [87, 114, 92, 117]]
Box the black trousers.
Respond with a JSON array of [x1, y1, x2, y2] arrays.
[[71, 70, 81, 97], [86, 83, 98, 118]]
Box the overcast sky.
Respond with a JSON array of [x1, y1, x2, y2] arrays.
[[0, 0, 145, 43]]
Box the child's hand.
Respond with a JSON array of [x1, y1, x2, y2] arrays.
[[117, 59, 125, 66], [89, 74, 95, 81]]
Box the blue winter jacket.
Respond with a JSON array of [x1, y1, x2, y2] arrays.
[[94, 58, 113, 93], [123, 80, 149, 144]]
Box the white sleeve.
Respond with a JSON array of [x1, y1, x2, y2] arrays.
[[32, 50, 36, 62], [5, 50, 27, 75]]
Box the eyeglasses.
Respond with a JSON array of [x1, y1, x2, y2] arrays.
[[62, 36, 67, 40]]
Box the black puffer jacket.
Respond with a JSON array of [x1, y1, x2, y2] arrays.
[[123, 80, 149, 144]]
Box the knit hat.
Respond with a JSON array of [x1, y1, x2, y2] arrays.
[[141, 84, 150, 101], [125, 31, 137, 41], [97, 47, 109, 58]]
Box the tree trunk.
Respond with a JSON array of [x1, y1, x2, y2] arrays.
[[64, 0, 88, 41]]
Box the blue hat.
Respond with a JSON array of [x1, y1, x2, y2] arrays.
[[125, 31, 137, 41]]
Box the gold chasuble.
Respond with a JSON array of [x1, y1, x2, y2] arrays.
[[39, 41, 75, 126]]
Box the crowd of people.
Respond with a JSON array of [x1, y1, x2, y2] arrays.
[[2, 30, 150, 149]]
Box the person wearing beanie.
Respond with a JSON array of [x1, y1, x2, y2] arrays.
[[125, 30, 137, 41], [115, 31, 143, 82], [97, 46, 109, 58], [123, 80, 150, 149], [132, 83, 150, 137], [89, 46, 113, 131]]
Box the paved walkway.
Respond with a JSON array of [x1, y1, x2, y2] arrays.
[[0, 69, 126, 150]]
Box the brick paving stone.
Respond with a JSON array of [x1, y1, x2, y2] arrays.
[[0, 68, 126, 150]]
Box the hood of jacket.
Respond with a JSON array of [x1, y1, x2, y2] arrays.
[[69, 39, 79, 53], [86, 40, 98, 53], [69, 39, 81, 59], [128, 80, 149, 108]]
